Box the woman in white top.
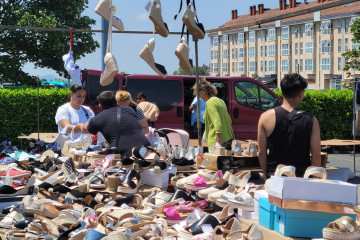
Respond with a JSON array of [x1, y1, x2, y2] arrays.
[[55, 84, 94, 138]]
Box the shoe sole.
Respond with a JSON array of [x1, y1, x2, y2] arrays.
[[175, 47, 192, 72], [149, 15, 168, 37], [182, 15, 205, 40], [117, 179, 142, 194], [95, 1, 124, 31]]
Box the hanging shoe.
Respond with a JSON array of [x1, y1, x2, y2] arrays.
[[175, 37, 193, 72], [139, 38, 168, 78], [95, 0, 124, 31], [149, 0, 169, 37], [100, 52, 118, 86], [182, 3, 205, 40]]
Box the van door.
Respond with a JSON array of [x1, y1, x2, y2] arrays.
[[231, 79, 279, 140], [125, 76, 184, 129]]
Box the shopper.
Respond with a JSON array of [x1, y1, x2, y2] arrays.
[[189, 96, 206, 139], [55, 84, 94, 138], [136, 92, 160, 128], [115, 90, 149, 134], [193, 79, 234, 149], [257, 73, 321, 178], [87, 91, 150, 157]]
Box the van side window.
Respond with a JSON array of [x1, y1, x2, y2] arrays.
[[126, 79, 182, 111], [235, 81, 276, 111], [86, 75, 119, 105]]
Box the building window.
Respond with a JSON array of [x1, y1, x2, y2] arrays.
[[305, 23, 313, 37], [232, 34, 238, 45], [321, 58, 331, 71], [265, 61, 267, 72], [265, 46, 268, 57], [222, 35, 228, 45], [295, 43, 299, 55], [345, 38, 349, 51], [249, 61, 256, 72], [321, 40, 331, 53], [345, 19, 349, 33], [300, 25, 304, 38], [350, 17, 359, 26], [213, 50, 218, 60], [260, 46, 263, 57], [338, 57, 342, 71], [249, 47, 256, 57], [260, 61, 264, 72], [300, 59, 304, 71], [249, 31, 256, 43], [222, 49, 228, 59], [232, 62, 235, 72], [268, 28, 276, 41], [282, 27, 289, 39], [305, 42, 314, 54], [320, 21, 332, 35], [281, 60, 289, 71], [305, 59, 314, 71], [282, 44, 290, 55], [294, 26, 299, 38], [338, 20, 342, 34], [338, 39, 342, 52], [238, 48, 245, 58], [238, 33, 245, 44], [232, 48, 238, 59], [269, 60, 276, 71], [261, 30, 267, 42], [300, 42, 303, 55], [211, 37, 218, 47], [268, 45, 276, 56], [239, 62, 245, 72], [211, 51, 213, 60], [213, 63, 219, 72], [222, 62, 228, 72], [295, 59, 299, 72]]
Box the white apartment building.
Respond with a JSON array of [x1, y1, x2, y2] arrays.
[[209, 0, 360, 90]]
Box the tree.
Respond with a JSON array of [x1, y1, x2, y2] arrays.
[[0, 0, 99, 85], [173, 66, 210, 76], [343, 18, 360, 76]]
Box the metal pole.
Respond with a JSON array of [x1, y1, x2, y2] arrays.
[[37, 76, 40, 141], [101, 19, 109, 70], [353, 70, 356, 172], [194, 38, 201, 147]]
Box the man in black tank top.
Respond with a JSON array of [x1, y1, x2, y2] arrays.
[[257, 73, 321, 178]]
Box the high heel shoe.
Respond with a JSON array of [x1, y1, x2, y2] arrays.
[[139, 38, 167, 78], [149, 0, 169, 37], [182, 3, 205, 40]]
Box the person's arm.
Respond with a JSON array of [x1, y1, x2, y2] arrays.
[[139, 118, 149, 134], [87, 117, 100, 135], [257, 113, 268, 178], [310, 117, 321, 167], [189, 104, 196, 111], [58, 119, 83, 134]]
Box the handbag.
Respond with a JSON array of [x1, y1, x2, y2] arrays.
[[100, 1, 118, 86], [53, 125, 75, 150]]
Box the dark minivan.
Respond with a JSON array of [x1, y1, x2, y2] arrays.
[[82, 69, 281, 140]]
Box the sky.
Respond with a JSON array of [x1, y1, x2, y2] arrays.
[[22, 0, 309, 79]]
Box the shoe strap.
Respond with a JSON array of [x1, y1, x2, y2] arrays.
[[303, 166, 327, 179], [106, 1, 115, 54]]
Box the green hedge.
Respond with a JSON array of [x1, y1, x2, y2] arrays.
[[0, 88, 354, 147], [274, 89, 353, 140], [0, 88, 69, 145]]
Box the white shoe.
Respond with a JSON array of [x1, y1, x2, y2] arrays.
[[232, 140, 242, 156], [185, 146, 195, 160]]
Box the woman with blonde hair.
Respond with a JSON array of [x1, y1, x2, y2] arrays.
[[116, 90, 149, 134], [193, 78, 234, 149]]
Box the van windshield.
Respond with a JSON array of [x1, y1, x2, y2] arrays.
[[126, 79, 182, 111], [86, 75, 120, 105]]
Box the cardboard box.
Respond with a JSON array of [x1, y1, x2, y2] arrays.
[[268, 176, 358, 206], [259, 197, 275, 230], [140, 166, 177, 188], [254, 190, 268, 219], [273, 206, 356, 238]]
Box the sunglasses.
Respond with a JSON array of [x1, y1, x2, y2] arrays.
[[136, 97, 142, 100]]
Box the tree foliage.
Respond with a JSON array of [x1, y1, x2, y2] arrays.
[[343, 18, 360, 76], [0, 0, 99, 85], [173, 66, 210, 76]]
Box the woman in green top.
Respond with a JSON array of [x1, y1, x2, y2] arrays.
[[193, 79, 234, 149]]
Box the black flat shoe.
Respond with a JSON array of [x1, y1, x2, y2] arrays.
[[133, 159, 152, 171], [189, 214, 220, 235], [152, 161, 167, 173]]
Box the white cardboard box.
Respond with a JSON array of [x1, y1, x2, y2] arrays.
[[254, 190, 268, 219], [140, 166, 177, 188], [268, 176, 358, 206]]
